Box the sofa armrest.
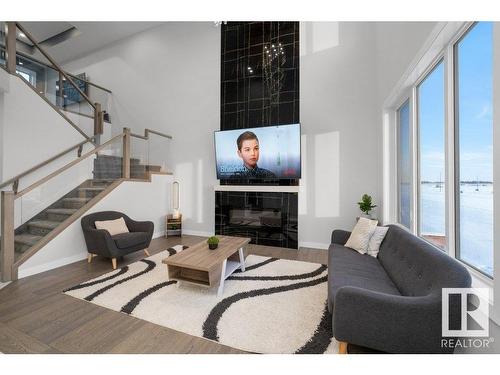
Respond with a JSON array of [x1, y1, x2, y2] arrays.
[[331, 230, 351, 245], [82, 227, 119, 257], [126, 218, 154, 235], [333, 286, 444, 353]]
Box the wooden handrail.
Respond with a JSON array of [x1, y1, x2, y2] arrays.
[[15, 22, 96, 110], [146, 129, 173, 140], [0, 44, 112, 94], [0, 136, 97, 192], [130, 128, 173, 140], [16, 133, 124, 198]]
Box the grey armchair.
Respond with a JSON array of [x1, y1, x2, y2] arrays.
[[81, 211, 154, 269]]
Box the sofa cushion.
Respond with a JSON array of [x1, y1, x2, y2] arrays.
[[112, 232, 149, 249], [367, 226, 389, 258], [95, 217, 129, 236], [344, 218, 378, 254], [328, 244, 400, 311]]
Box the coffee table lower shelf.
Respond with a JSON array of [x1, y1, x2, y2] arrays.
[[165, 247, 246, 297]]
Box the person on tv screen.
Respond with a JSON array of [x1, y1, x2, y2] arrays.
[[234, 131, 276, 178]]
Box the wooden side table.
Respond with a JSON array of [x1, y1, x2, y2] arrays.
[[165, 214, 182, 237]]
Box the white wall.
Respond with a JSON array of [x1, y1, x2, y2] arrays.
[[63, 22, 221, 237], [299, 22, 379, 248], [19, 174, 172, 278], [375, 22, 438, 103]]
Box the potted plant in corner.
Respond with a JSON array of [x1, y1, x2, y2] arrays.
[[207, 236, 219, 250], [358, 194, 377, 219]]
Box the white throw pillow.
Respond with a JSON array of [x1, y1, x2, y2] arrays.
[[344, 217, 378, 254], [367, 226, 389, 258], [95, 217, 129, 236]]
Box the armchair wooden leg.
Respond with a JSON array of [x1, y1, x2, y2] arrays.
[[111, 258, 117, 270], [144, 249, 150, 257], [88, 253, 93, 263], [338, 341, 348, 354]]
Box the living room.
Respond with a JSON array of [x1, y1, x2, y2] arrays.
[[1, 0, 499, 373]]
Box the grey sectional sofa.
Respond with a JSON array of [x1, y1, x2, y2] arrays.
[[328, 224, 471, 353]]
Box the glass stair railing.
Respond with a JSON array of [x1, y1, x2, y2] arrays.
[[0, 22, 110, 139]]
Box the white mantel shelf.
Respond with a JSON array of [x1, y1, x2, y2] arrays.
[[214, 185, 299, 193]]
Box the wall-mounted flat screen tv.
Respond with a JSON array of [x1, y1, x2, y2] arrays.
[[214, 123, 301, 180]]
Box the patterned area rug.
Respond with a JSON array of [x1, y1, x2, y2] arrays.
[[64, 246, 337, 354]]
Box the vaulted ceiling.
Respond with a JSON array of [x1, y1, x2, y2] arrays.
[[20, 22, 164, 63]]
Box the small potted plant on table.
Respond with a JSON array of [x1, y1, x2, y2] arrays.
[[358, 194, 377, 219], [207, 236, 219, 250]]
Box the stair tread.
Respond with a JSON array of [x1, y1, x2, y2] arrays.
[[28, 220, 60, 229], [62, 197, 91, 202], [15, 233, 43, 246], [46, 208, 78, 215], [78, 187, 105, 191], [91, 179, 115, 183]]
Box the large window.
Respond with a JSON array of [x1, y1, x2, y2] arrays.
[[417, 61, 446, 249], [398, 100, 411, 229], [455, 22, 493, 276], [395, 22, 494, 278]]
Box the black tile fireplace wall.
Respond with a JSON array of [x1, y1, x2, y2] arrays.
[[217, 22, 299, 249], [215, 191, 298, 249], [221, 22, 300, 131]]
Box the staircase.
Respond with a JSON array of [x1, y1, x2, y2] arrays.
[[12, 178, 114, 259], [8, 154, 163, 264], [0, 22, 172, 282]]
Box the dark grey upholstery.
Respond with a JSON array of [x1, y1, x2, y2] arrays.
[[328, 224, 471, 354], [81, 211, 154, 258]]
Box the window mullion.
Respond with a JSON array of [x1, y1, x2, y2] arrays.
[[410, 87, 418, 235], [444, 44, 456, 260]]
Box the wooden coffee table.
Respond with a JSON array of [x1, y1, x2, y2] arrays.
[[162, 236, 251, 296]]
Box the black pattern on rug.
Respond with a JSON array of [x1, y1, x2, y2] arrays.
[[121, 280, 178, 314], [64, 249, 333, 354], [295, 301, 333, 354], [63, 266, 129, 292], [167, 245, 188, 256], [233, 257, 278, 273], [228, 264, 327, 281], [202, 274, 328, 342], [84, 260, 156, 301]]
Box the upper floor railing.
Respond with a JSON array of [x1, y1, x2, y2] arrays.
[[0, 21, 110, 140]]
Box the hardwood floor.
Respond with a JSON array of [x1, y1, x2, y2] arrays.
[[0, 235, 327, 354]]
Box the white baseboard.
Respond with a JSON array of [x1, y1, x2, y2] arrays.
[[298, 241, 330, 250], [152, 230, 164, 239], [182, 229, 213, 237], [19, 232, 165, 279], [18, 252, 88, 279]]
